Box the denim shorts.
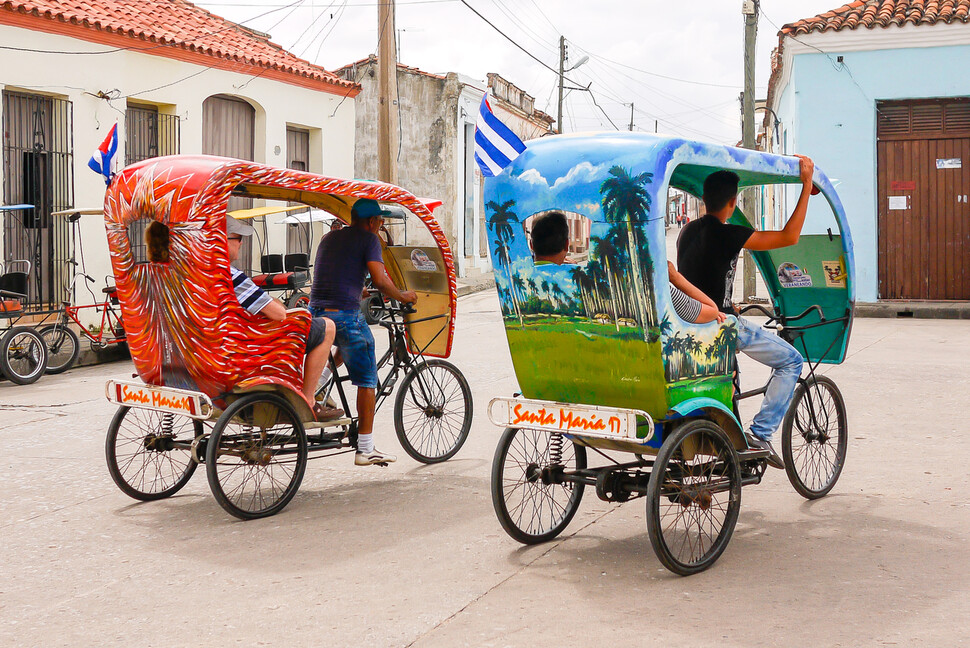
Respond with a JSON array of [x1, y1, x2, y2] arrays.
[[310, 307, 377, 389]]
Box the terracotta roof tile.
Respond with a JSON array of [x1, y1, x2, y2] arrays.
[[0, 0, 357, 92], [782, 0, 970, 35]]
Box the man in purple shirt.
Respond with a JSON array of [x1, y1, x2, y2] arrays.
[[310, 199, 416, 466]]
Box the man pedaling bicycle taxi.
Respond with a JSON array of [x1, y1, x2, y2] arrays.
[[225, 216, 343, 421], [676, 155, 816, 469], [310, 198, 418, 466]]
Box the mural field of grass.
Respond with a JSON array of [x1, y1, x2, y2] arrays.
[[505, 317, 667, 417]]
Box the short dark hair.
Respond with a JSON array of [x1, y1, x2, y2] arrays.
[[703, 170, 740, 213], [531, 211, 569, 257]]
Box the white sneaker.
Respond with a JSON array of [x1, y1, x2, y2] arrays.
[[355, 448, 397, 466]]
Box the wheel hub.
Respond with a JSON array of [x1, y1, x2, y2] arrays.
[[242, 445, 273, 465], [143, 434, 175, 452], [525, 462, 541, 483]]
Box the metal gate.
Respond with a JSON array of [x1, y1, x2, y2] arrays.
[[1, 90, 74, 309]]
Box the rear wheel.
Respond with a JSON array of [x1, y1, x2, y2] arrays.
[[782, 375, 847, 499], [205, 393, 307, 520], [105, 406, 202, 501], [0, 326, 47, 384], [286, 291, 310, 309], [393, 359, 472, 463], [646, 420, 741, 575], [39, 324, 80, 374], [491, 427, 586, 544]]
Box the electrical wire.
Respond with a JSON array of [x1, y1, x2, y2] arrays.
[[0, 0, 308, 56]]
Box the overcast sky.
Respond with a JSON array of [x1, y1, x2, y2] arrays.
[[196, 0, 842, 143]]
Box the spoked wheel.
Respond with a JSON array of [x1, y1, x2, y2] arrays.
[[205, 392, 307, 520], [0, 326, 48, 385], [39, 324, 80, 374], [105, 406, 202, 501], [491, 427, 587, 544], [286, 291, 310, 309], [646, 420, 742, 576], [393, 359, 472, 463], [782, 375, 848, 499]]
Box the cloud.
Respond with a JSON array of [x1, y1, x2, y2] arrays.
[[517, 168, 548, 187], [575, 201, 601, 216], [552, 162, 607, 190]]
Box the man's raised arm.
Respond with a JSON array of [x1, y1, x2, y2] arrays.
[[744, 154, 815, 251]]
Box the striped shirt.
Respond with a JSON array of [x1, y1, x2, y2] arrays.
[[231, 266, 272, 315], [670, 285, 702, 323]]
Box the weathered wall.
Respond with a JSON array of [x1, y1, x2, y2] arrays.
[[347, 62, 459, 248]]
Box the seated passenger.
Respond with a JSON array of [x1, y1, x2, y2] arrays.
[[667, 262, 724, 324], [531, 211, 571, 265], [225, 216, 343, 421], [676, 157, 815, 468]]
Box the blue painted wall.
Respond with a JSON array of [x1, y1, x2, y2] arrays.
[[774, 42, 970, 302]]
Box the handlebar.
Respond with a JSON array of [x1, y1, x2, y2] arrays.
[[784, 304, 826, 323], [738, 303, 777, 320]]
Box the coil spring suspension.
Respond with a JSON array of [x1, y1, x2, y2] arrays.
[[549, 432, 564, 465], [162, 412, 174, 435]]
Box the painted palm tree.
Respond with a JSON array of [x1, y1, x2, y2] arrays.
[[568, 266, 591, 319], [589, 235, 621, 331], [486, 199, 519, 245], [492, 237, 522, 326], [512, 275, 527, 313], [600, 165, 656, 336]]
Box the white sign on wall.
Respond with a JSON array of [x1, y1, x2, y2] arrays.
[[936, 158, 962, 169], [888, 196, 908, 210]]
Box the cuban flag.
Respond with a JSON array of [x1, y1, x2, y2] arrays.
[[475, 94, 526, 177], [87, 123, 118, 186]]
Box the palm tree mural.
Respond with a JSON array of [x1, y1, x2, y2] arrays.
[[599, 165, 656, 336], [486, 200, 523, 327], [569, 266, 592, 319], [589, 235, 621, 331]]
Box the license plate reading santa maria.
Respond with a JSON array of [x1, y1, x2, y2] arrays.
[[488, 397, 647, 440]]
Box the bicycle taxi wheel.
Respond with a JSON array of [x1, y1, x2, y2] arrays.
[[491, 427, 587, 544], [782, 375, 847, 499], [0, 326, 47, 384], [205, 392, 308, 520], [393, 358, 472, 463], [105, 406, 202, 500], [645, 420, 742, 576], [39, 324, 80, 374]]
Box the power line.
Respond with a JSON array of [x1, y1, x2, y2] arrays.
[[0, 0, 308, 56]]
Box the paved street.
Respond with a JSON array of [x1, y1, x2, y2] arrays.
[[3, 290, 969, 648]]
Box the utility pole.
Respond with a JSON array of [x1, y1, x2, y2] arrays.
[[628, 103, 634, 131], [377, 0, 399, 185], [557, 35, 565, 134], [741, 0, 759, 301]]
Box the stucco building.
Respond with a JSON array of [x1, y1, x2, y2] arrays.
[[1, 0, 358, 319], [335, 56, 555, 278], [764, 0, 970, 303]]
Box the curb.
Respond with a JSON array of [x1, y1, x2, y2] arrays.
[[457, 278, 495, 298], [855, 301, 970, 320]]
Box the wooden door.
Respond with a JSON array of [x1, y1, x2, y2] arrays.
[[877, 98, 970, 300]]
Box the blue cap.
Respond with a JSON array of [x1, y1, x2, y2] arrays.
[[351, 198, 393, 219]]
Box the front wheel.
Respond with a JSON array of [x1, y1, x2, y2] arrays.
[[0, 326, 47, 384], [491, 427, 586, 544], [393, 359, 472, 463], [39, 324, 80, 374], [105, 406, 202, 501], [646, 420, 742, 576], [205, 392, 308, 520], [782, 375, 848, 499]]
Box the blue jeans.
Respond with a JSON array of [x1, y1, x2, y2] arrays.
[[737, 317, 804, 441], [309, 307, 378, 389]]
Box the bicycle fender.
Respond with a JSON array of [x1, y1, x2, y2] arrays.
[[666, 397, 744, 442]]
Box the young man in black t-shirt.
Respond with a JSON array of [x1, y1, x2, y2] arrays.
[[676, 156, 815, 469]]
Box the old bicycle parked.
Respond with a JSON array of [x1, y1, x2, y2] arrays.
[[483, 133, 853, 574], [101, 155, 472, 520]]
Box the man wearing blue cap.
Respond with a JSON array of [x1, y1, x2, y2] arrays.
[[310, 198, 417, 466]]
